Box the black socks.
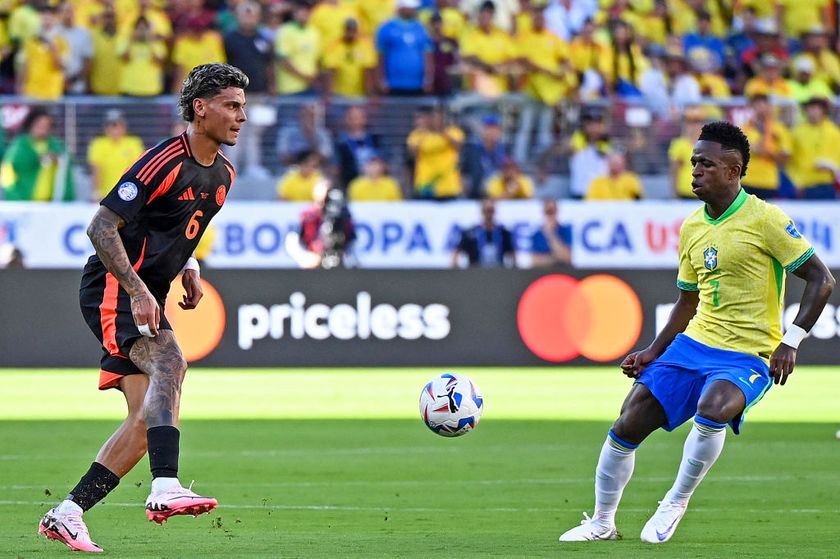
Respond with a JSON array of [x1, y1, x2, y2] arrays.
[[147, 425, 180, 479], [67, 462, 120, 511]]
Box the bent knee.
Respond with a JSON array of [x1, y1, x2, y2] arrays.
[[695, 404, 739, 425]]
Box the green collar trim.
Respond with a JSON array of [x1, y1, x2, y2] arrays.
[[703, 189, 748, 225]]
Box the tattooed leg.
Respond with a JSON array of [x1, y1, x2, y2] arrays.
[[129, 331, 187, 428], [130, 331, 187, 483]]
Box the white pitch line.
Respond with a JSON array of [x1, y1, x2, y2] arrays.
[[0, 443, 682, 462], [0, 500, 837, 515], [0, 475, 806, 492]]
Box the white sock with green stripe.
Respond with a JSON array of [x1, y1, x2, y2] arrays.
[[593, 431, 638, 526], [665, 416, 726, 505]]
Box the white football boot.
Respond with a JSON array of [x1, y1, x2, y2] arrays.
[[640, 499, 688, 543], [558, 512, 619, 542], [39, 507, 103, 553]]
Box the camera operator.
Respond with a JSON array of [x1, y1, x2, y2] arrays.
[[285, 180, 357, 269]]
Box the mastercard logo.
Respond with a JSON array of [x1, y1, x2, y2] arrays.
[[164, 277, 226, 362], [517, 274, 643, 362]]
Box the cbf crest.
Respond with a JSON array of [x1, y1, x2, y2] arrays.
[[704, 246, 718, 271]]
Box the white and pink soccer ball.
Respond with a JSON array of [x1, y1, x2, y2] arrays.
[[419, 373, 484, 437]]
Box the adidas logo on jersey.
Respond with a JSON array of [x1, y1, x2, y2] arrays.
[[177, 187, 196, 201]]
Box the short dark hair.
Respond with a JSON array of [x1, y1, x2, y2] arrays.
[[22, 107, 52, 133], [178, 63, 249, 122], [480, 0, 496, 12], [698, 121, 751, 177], [294, 149, 320, 165]]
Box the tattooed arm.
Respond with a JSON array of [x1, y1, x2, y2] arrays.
[[87, 206, 160, 336]]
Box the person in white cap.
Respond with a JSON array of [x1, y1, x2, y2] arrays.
[[786, 55, 833, 104]]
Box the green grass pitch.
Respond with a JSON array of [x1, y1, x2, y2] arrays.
[[1, 368, 838, 558]]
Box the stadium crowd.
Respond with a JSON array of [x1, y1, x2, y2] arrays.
[[1, 0, 840, 203]]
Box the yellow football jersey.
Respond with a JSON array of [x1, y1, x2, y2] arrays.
[[677, 190, 814, 362]]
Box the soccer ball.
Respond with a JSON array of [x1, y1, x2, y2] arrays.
[[419, 373, 484, 437]]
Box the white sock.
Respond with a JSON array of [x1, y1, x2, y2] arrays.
[[151, 477, 181, 495], [665, 417, 726, 505], [55, 499, 83, 515], [593, 432, 637, 526]]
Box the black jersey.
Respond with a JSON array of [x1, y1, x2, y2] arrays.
[[89, 132, 235, 300]]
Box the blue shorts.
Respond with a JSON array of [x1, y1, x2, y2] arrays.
[[636, 334, 772, 434]]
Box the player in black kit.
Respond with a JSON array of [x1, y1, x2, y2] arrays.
[[39, 63, 248, 553]]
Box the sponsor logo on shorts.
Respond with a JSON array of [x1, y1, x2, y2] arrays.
[[117, 182, 138, 201]]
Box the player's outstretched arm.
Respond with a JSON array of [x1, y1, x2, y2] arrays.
[[621, 288, 699, 378], [87, 206, 160, 336], [770, 254, 836, 385]]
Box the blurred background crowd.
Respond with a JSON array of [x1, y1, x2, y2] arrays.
[[1, 0, 840, 205]]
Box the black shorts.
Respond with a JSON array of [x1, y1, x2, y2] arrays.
[[80, 264, 171, 390]]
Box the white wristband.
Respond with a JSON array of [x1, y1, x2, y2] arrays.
[[181, 257, 200, 276], [781, 324, 808, 349]]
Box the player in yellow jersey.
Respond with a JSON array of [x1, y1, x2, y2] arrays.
[[560, 121, 835, 544]]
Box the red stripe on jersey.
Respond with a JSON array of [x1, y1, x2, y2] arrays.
[[139, 148, 184, 186], [123, 148, 152, 178], [181, 133, 192, 158], [100, 238, 147, 357], [224, 163, 236, 184], [146, 162, 183, 205], [135, 139, 181, 183]]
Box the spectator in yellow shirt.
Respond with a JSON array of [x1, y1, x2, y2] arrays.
[[513, 1, 576, 163], [741, 94, 792, 200], [688, 48, 731, 98], [668, 106, 706, 199], [117, 16, 167, 96], [568, 18, 609, 75], [601, 19, 649, 94], [87, 110, 145, 201], [322, 18, 377, 99], [460, 1, 516, 96], [798, 26, 840, 92], [7, 1, 41, 45], [17, 5, 69, 100], [171, 20, 226, 93], [733, 0, 778, 24], [277, 150, 326, 202], [418, 0, 465, 40], [348, 154, 403, 201], [789, 97, 840, 199], [120, 0, 173, 41], [89, 8, 121, 95], [787, 56, 833, 104], [744, 54, 793, 99], [635, 0, 669, 46], [356, 0, 396, 35], [309, 0, 359, 48], [486, 158, 535, 199], [670, 0, 729, 38], [406, 106, 464, 199], [274, 1, 320, 95], [585, 150, 644, 200], [779, 0, 832, 39]]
